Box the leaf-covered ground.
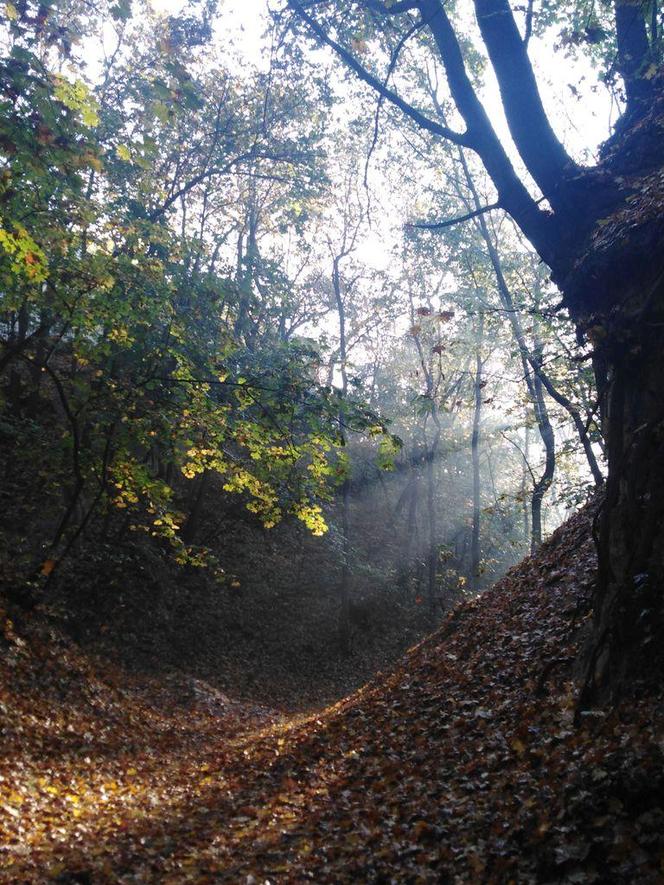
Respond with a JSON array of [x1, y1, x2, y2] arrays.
[[2, 507, 663, 883]]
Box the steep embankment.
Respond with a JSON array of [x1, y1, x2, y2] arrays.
[[1, 505, 663, 883]]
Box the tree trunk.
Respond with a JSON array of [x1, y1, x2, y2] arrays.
[[470, 311, 484, 592], [425, 448, 437, 614], [181, 469, 211, 545], [521, 423, 530, 543], [339, 468, 352, 651], [332, 253, 352, 653], [450, 138, 602, 487], [580, 274, 664, 702], [396, 472, 419, 595], [446, 151, 557, 551], [530, 360, 555, 551]]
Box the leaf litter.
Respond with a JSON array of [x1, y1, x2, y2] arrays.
[[1, 504, 663, 883]]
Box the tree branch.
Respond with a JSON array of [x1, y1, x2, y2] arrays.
[[149, 151, 297, 220], [615, 0, 654, 115], [287, 0, 470, 145], [473, 0, 578, 208], [416, 31, 557, 263], [364, 19, 424, 195], [451, 147, 603, 486], [524, 0, 534, 47], [408, 200, 500, 230]]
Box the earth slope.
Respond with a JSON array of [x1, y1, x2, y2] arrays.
[[1, 504, 663, 883]]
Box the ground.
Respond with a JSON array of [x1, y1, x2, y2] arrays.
[[1, 505, 663, 883]]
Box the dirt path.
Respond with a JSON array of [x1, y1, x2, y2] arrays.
[[2, 507, 663, 883]]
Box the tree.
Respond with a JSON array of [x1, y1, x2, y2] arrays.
[[0, 0, 370, 596], [286, 0, 664, 700]]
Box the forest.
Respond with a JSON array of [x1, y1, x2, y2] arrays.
[[0, 0, 662, 882]]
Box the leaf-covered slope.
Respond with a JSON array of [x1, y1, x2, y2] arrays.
[[1, 505, 663, 883]]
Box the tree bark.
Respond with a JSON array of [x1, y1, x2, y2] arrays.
[[615, 0, 654, 116], [579, 273, 664, 703], [473, 0, 579, 211]]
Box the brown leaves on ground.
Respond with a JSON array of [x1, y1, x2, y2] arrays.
[[1, 507, 663, 883]]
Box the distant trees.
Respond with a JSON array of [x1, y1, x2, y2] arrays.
[[0, 0, 613, 663], [287, 0, 664, 696]]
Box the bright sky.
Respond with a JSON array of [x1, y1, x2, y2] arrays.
[[143, 0, 616, 269], [151, 0, 268, 58], [148, 0, 615, 160]]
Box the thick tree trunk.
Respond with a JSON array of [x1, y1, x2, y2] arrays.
[[580, 274, 664, 701], [615, 0, 654, 116]]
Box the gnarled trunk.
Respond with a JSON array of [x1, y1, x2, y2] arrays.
[[581, 273, 664, 701]]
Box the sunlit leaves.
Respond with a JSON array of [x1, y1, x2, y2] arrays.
[[53, 76, 99, 128], [292, 501, 328, 535], [0, 222, 47, 285], [376, 433, 401, 471]]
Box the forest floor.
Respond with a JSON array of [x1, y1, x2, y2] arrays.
[[1, 506, 663, 884]]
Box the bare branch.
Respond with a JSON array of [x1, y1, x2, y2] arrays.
[[149, 151, 296, 220], [364, 19, 425, 195], [524, 0, 534, 47], [287, 0, 470, 145], [408, 200, 500, 231], [500, 431, 537, 485]]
